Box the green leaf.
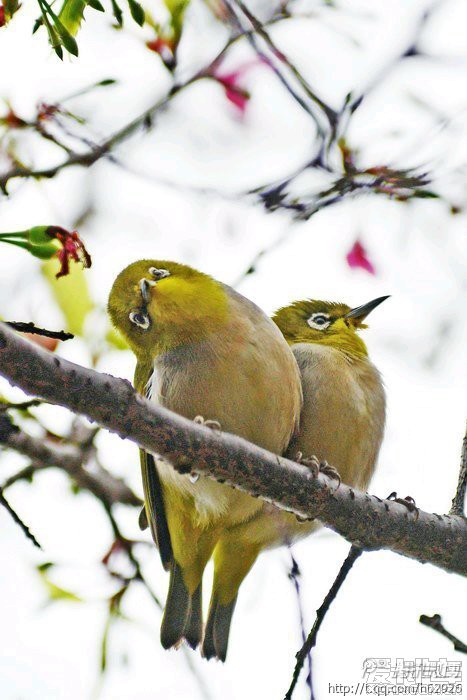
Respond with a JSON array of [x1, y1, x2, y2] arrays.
[[32, 16, 44, 33], [128, 0, 145, 26], [87, 0, 105, 11], [37, 565, 82, 603], [110, 0, 123, 26], [411, 189, 439, 199], [4, 0, 21, 21], [42, 258, 94, 336], [37, 0, 80, 56], [61, 31, 79, 56], [100, 614, 111, 673], [58, 0, 87, 36], [164, 0, 189, 38]]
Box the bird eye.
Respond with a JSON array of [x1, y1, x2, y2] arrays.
[[149, 267, 170, 280], [307, 313, 330, 330], [129, 310, 150, 330]]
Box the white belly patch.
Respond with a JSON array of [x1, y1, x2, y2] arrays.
[[147, 366, 229, 523]]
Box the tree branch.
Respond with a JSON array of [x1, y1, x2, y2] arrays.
[[419, 613, 467, 654], [0, 323, 465, 576], [0, 486, 42, 548], [0, 413, 141, 507], [5, 321, 73, 341], [450, 423, 467, 516], [285, 545, 363, 700]]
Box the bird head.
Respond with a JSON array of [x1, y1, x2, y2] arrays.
[[108, 260, 228, 358], [273, 296, 389, 358]]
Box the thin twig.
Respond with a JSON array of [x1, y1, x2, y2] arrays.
[[0, 487, 42, 548], [231, 0, 337, 126], [284, 546, 362, 700], [224, 0, 330, 137], [5, 321, 73, 341], [0, 399, 43, 412], [450, 423, 467, 516], [287, 550, 313, 700], [419, 614, 467, 654], [101, 504, 212, 699], [0, 418, 141, 507]]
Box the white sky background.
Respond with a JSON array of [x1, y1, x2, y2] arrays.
[[0, 1, 466, 699]]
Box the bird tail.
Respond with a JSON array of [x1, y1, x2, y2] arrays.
[[160, 562, 204, 650], [161, 524, 217, 651], [202, 536, 260, 662], [202, 593, 238, 662]]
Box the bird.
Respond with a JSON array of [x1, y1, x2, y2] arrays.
[[200, 296, 388, 584], [269, 296, 387, 543], [107, 260, 302, 662]]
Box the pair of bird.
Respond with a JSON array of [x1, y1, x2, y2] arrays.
[[108, 260, 387, 662]]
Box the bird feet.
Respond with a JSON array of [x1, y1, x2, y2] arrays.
[[194, 415, 222, 432], [188, 417, 222, 483], [296, 452, 341, 486], [387, 491, 420, 519]]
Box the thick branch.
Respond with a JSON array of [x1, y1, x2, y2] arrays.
[[0, 323, 466, 576]]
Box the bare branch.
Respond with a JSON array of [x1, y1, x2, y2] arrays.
[[287, 552, 313, 699], [0, 413, 141, 507], [229, 0, 337, 128], [0, 486, 42, 548], [5, 321, 73, 341], [285, 546, 362, 700], [0, 322, 466, 576], [419, 613, 467, 654], [450, 423, 467, 516]]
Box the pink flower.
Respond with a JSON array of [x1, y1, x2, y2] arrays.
[[47, 226, 92, 278], [215, 70, 250, 114], [210, 59, 265, 116], [346, 240, 376, 275]]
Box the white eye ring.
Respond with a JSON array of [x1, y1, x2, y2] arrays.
[[307, 313, 330, 330], [149, 267, 170, 280], [129, 310, 150, 330]]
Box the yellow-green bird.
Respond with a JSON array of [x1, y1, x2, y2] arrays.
[[197, 296, 388, 580], [107, 260, 302, 661], [270, 296, 387, 541]]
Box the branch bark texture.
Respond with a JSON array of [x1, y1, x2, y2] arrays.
[[0, 323, 465, 576]]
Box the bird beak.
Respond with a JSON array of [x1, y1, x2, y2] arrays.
[[139, 278, 155, 304], [345, 295, 390, 322]]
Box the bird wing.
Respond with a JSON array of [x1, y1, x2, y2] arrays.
[[135, 360, 173, 571], [139, 449, 173, 571]]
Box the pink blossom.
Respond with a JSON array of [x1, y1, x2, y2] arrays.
[[346, 240, 376, 275], [211, 59, 264, 115], [217, 72, 250, 113], [46, 226, 92, 278]]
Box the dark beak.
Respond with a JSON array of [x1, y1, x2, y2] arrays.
[[345, 295, 390, 321], [139, 279, 152, 304]]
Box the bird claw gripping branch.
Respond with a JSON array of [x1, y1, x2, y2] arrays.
[[296, 452, 342, 486], [193, 415, 222, 432], [387, 492, 420, 520]]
